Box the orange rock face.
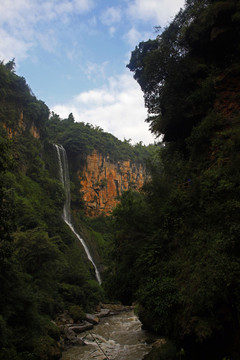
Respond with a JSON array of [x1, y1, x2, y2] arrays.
[[79, 150, 147, 216], [29, 124, 40, 139], [2, 111, 40, 139]]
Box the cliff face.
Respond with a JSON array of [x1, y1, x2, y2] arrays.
[[3, 111, 40, 139], [79, 150, 147, 216], [214, 66, 240, 119]]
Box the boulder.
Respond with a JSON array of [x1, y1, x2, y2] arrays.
[[55, 304, 135, 351], [60, 325, 85, 348], [86, 313, 100, 324], [55, 311, 74, 326], [95, 308, 111, 318], [69, 321, 93, 334], [100, 303, 134, 312]]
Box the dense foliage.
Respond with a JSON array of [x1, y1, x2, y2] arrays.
[[106, 1, 240, 359], [0, 58, 154, 359], [2, 1, 240, 359], [0, 60, 48, 139], [47, 112, 154, 164], [0, 62, 104, 359]]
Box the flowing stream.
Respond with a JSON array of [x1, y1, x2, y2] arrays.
[[61, 311, 152, 360], [54, 144, 101, 284]]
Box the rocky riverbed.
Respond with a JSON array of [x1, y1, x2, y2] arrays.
[[60, 307, 153, 360], [55, 304, 135, 350]]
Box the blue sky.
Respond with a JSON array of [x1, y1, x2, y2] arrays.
[[0, 0, 185, 144]]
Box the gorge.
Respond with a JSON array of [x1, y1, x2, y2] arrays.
[[1, 1, 240, 359]]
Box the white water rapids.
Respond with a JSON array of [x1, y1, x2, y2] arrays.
[[54, 144, 101, 284], [61, 311, 152, 360]]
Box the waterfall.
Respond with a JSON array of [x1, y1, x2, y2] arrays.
[[54, 144, 101, 285], [54, 144, 71, 224]]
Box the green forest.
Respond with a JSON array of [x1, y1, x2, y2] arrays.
[[0, 60, 107, 359], [105, 0, 240, 359], [0, 51, 153, 358], [1, 0, 240, 359]]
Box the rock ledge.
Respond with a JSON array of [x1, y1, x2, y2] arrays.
[[55, 304, 134, 350]]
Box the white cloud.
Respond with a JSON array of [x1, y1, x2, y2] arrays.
[[124, 27, 149, 46], [82, 61, 109, 81], [0, 0, 95, 61], [127, 0, 185, 26], [0, 0, 35, 24], [88, 16, 97, 27], [0, 29, 33, 62], [66, 43, 82, 61], [75, 89, 115, 106], [125, 28, 141, 46], [109, 26, 116, 37], [37, 30, 59, 53], [73, 0, 95, 13], [100, 7, 122, 26], [52, 71, 156, 145], [39, 0, 95, 20]]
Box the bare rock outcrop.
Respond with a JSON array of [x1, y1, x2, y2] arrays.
[[79, 150, 147, 216]]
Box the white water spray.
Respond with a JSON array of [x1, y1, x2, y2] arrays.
[[61, 311, 152, 360], [54, 144, 101, 284]]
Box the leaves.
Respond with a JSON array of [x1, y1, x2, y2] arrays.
[[107, 2, 240, 358], [47, 112, 154, 163], [0, 66, 106, 358]]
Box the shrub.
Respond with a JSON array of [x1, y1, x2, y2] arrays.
[[68, 305, 86, 322]]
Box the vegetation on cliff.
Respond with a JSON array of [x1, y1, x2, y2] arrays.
[[0, 61, 104, 359], [47, 111, 155, 164], [46, 106, 154, 218], [106, 1, 240, 359], [1, 0, 240, 359], [0, 59, 153, 359]]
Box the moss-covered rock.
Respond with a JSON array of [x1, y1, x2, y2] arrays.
[[68, 305, 86, 322]]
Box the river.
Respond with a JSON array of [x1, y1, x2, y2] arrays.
[[61, 311, 152, 360]]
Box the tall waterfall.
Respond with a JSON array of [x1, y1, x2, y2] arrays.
[[54, 144, 101, 285]]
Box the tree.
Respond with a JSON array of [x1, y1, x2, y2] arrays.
[[108, 1, 240, 358], [4, 58, 16, 72], [127, 0, 240, 145]]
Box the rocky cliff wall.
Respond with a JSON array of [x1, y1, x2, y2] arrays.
[[3, 111, 40, 139], [78, 150, 147, 216]]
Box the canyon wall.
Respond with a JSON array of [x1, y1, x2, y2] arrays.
[[3, 111, 40, 139], [78, 150, 147, 216]]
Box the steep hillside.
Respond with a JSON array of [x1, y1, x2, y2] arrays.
[[106, 1, 240, 359], [0, 60, 153, 359], [0, 61, 103, 360]]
